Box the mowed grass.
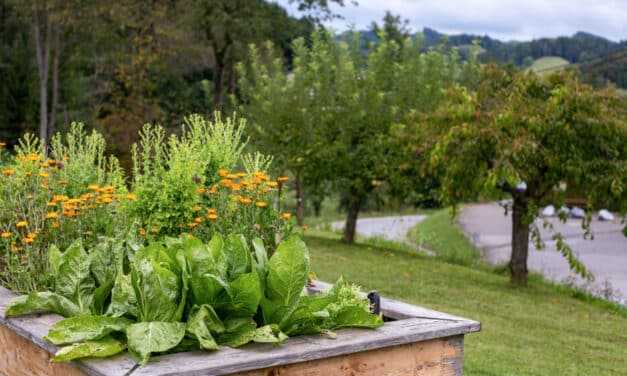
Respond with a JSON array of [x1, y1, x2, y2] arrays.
[[306, 231, 627, 375], [407, 208, 481, 265], [529, 56, 570, 74]]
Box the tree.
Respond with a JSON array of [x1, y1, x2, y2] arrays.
[[419, 64, 627, 286], [369, 10, 410, 47], [238, 30, 475, 241]]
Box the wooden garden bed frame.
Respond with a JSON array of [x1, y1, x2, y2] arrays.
[[0, 281, 480, 376]]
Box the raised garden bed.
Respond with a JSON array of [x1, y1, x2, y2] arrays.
[[1, 281, 480, 376]]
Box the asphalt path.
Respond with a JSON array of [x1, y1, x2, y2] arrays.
[[330, 215, 427, 243], [459, 202, 626, 303]]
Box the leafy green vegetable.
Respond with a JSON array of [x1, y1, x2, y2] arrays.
[[216, 318, 257, 348], [52, 336, 127, 362], [5, 292, 81, 317], [106, 274, 136, 318], [55, 239, 95, 314], [218, 272, 261, 317], [126, 322, 186, 365], [224, 233, 251, 280], [45, 316, 132, 345], [49, 244, 62, 277], [324, 306, 383, 329], [131, 258, 180, 322], [253, 324, 287, 344], [186, 304, 224, 350]]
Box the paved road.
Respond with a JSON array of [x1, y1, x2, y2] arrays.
[[459, 202, 627, 303], [330, 215, 427, 243]]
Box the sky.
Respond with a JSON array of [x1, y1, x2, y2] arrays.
[[275, 0, 627, 42]]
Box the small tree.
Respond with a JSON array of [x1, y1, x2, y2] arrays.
[[420, 64, 627, 286]]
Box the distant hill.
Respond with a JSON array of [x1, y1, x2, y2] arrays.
[[344, 27, 627, 89]]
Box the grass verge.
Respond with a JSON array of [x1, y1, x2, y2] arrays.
[[306, 231, 627, 375]]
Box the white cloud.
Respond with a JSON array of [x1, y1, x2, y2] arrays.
[[276, 0, 627, 41]]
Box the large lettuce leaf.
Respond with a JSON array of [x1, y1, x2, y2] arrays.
[[131, 258, 180, 322], [105, 273, 137, 318], [126, 322, 186, 365], [52, 336, 126, 362], [5, 292, 81, 317], [55, 239, 95, 314], [185, 304, 224, 350], [45, 316, 132, 345], [223, 234, 251, 280]]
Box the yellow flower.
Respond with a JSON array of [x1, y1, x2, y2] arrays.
[[267, 181, 278, 187], [26, 194, 33, 199], [219, 179, 232, 187], [277, 176, 289, 183], [39, 162, 49, 168], [21, 237, 34, 243], [226, 173, 238, 179], [239, 198, 252, 205], [126, 193, 137, 200], [283, 212, 292, 220], [2, 169, 14, 175], [52, 221, 60, 228], [194, 217, 203, 223], [192, 205, 201, 211], [196, 187, 205, 194], [45, 212, 58, 219], [16, 221, 28, 228], [28, 153, 40, 161], [255, 201, 267, 208], [88, 184, 99, 191], [151, 226, 159, 233], [84, 230, 93, 236], [186, 233, 194, 239], [101, 197, 113, 203], [218, 168, 229, 176], [1, 232, 11, 238], [18, 155, 26, 161], [187, 222, 198, 228], [58, 180, 69, 185], [207, 208, 216, 214], [302, 225, 309, 230], [47, 159, 56, 165], [47, 201, 57, 207], [26, 232, 37, 239], [207, 214, 218, 220]]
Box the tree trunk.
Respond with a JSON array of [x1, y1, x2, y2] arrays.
[[33, 1, 51, 146], [509, 198, 530, 286], [47, 24, 60, 141], [295, 172, 304, 226], [343, 189, 362, 244]]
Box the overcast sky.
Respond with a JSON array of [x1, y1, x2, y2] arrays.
[[276, 0, 627, 42]]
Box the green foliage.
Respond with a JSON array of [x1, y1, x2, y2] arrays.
[[6, 233, 381, 365]]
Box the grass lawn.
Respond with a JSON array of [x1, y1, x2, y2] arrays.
[[529, 56, 570, 74], [306, 228, 627, 375]]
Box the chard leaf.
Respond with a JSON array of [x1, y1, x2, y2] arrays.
[[106, 274, 136, 318], [190, 273, 228, 307], [253, 324, 288, 344], [262, 236, 309, 324], [131, 258, 180, 322], [49, 244, 62, 277], [90, 240, 116, 287], [127, 322, 186, 365], [216, 318, 257, 348], [5, 292, 81, 317], [56, 239, 95, 314], [186, 304, 224, 350], [45, 316, 132, 345], [174, 251, 189, 322], [218, 272, 261, 318], [52, 336, 126, 362], [251, 238, 268, 291], [323, 306, 384, 330], [224, 233, 251, 280], [92, 277, 115, 315]]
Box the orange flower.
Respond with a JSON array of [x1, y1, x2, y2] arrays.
[[196, 187, 205, 194], [2, 169, 14, 175], [16, 221, 28, 228], [88, 184, 99, 191], [277, 176, 289, 183], [0, 142, 5, 147], [139, 228, 146, 235], [39, 162, 49, 168], [207, 208, 216, 214], [226, 173, 238, 179], [28, 153, 40, 161], [218, 168, 229, 176], [192, 205, 201, 211], [26, 232, 37, 239], [18, 155, 26, 161], [194, 217, 203, 223], [209, 185, 218, 194], [267, 181, 278, 187], [283, 213, 292, 220], [42, 181, 49, 188], [187, 222, 198, 228], [255, 201, 267, 208], [58, 180, 69, 185], [47, 202, 57, 207], [219, 179, 232, 187], [126, 193, 137, 200], [47, 159, 56, 165], [84, 230, 93, 236], [186, 233, 194, 239], [45, 212, 58, 219], [21, 237, 34, 243], [52, 221, 60, 228], [1, 232, 11, 238], [207, 214, 218, 220], [240, 198, 252, 205]]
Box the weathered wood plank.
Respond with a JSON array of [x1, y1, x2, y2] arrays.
[[0, 286, 137, 376], [131, 319, 478, 376], [233, 336, 464, 376]]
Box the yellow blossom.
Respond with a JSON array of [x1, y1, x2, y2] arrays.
[[16, 221, 28, 228], [1, 232, 11, 238], [283, 213, 292, 220], [239, 198, 252, 205], [88, 184, 99, 191], [21, 237, 34, 243], [26, 232, 37, 239], [207, 214, 219, 220], [218, 168, 229, 176], [196, 187, 205, 194], [52, 221, 60, 228], [277, 176, 289, 183], [192, 205, 201, 211], [267, 182, 278, 187], [194, 217, 203, 223], [207, 208, 216, 214], [187, 222, 198, 228], [28, 153, 40, 161], [2, 169, 14, 175], [45, 212, 58, 219], [84, 231, 93, 236], [126, 193, 137, 200], [151, 226, 159, 233], [255, 201, 267, 208], [58, 180, 69, 185]]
